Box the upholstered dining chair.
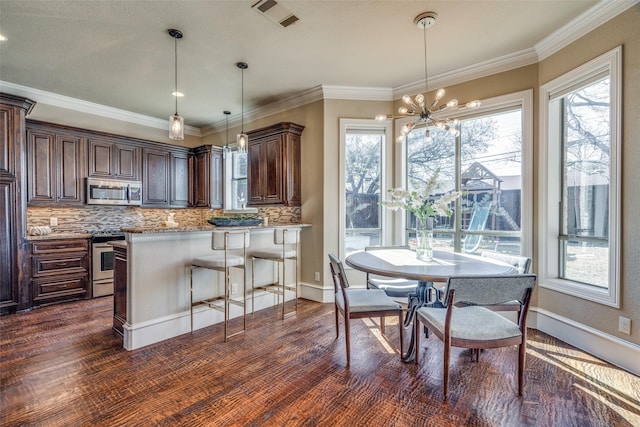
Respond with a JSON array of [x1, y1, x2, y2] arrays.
[[364, 246, 419, 300], [414, 274, 537, 400], [328, 253, 404, 366], [481, 251, 532, 274]]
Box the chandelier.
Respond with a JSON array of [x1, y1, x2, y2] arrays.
[[168, 28, 184, 140], [376, 12, 481, 143]]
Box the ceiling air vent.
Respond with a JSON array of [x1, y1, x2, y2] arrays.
[[251, 0, 299, 28]]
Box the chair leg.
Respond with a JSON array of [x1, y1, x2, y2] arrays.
[[380, 316, 385, 334], [414, 316, 420, 363], [518, 342, 526, 396], [443, 335, 451, 401], [224, 269, 229, 342], [345, 315, 351, 367], [251, 257, 256, 315], [398, 311, 404, 359], [190, 265, 194, 333], [334, 303, 339, 338]]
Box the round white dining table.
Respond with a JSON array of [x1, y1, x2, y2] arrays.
[[345, 248, 517, 361]]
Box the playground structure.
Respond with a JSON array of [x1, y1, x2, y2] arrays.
[[460, 162, 520, 253]]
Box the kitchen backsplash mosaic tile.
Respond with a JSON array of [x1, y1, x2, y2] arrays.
[[27, 206, 302, 233]]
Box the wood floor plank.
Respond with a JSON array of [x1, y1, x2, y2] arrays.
[[1, 297, 639, 426]]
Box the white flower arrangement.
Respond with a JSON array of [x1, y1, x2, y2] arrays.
[[380, 169, 461, 224]]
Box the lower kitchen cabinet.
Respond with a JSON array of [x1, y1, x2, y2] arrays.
[[28, 238, 91, 306], [112, 244, 127, 335]]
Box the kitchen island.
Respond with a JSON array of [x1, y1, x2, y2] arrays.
[[114, 224, 310, 350]]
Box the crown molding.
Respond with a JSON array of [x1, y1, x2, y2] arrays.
[[393, 48, 538, 99], [321, 86, 393, 101], [0, 80, 202, 137], [535, 0, 640, 61]]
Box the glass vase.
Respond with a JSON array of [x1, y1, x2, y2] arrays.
[[415, 217, 434, 262]]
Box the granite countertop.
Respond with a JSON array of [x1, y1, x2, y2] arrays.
[[108, 241, 128, 248], [25, 232, 92, 241], [121, 224, 311, 234]]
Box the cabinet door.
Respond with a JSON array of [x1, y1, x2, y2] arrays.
[[263, 137, 283, 204], [142, 148, 170, 206], [0, 181, 19, 310], [247, 142, 264, 205], [113, 245, 127, 335], [115, 144, 140, 180], [57, 134, 84, 204], [170, 151, 189, 207], [210, 148, 223, 208], [27, 129, 56, 203], [194, 149, 210, 207], [88, 138, 114, 178]]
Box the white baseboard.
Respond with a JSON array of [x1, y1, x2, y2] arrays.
[[299, 281, 334, 303], [530, 307, 640, 376]]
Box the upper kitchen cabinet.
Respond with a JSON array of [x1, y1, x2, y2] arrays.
[[26, 122, 85, 206], [247, 122, 303, 207], [193, 145, 223, 208], [142, 147, 170, 206], [88, 136, 140, 181], [142, 145, 191, 208], [0, 94, 35, 314]]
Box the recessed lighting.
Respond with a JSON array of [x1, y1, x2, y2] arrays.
[[171, 91, 184, 97], [0, 34, 7, 42]]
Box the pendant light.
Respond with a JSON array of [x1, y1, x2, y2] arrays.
[[168, 28, 184, 140], [236, 62, 248, 153], [222, 110, 231, 157]]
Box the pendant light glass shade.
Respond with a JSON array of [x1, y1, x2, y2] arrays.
[[168, 29, 184, 140], [236, 62, 248, 153], [169, 113, 184, 140]]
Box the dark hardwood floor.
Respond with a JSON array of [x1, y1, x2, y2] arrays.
[[1, 297, 639, 426]]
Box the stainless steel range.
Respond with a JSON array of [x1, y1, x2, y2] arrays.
[[90, 231, 125, 297]]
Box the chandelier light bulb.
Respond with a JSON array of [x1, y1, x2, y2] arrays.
[[446, 99, 458, 108], [375, 114, 387, 121], [415, 93, 425, 106], [402, 95, 413, 105], [434, 88, 446, 102], [398, 107, 409, 114], [466, 100, 481, 109]]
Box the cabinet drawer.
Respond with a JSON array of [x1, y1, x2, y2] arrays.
[[32, 253, 88, 276], [31, 240, 89, 254], [33, 275, 88, 304]]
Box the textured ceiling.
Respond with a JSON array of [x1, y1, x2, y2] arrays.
[[0, 0, 601, 129]]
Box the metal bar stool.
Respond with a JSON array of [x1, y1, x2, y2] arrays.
[[190, 229, 249, 341], [251, 228, 299, 319]]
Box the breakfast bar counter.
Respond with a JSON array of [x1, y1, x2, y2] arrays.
[[115, 224, 309, 350]]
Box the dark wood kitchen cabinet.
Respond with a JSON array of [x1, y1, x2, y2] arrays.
[[142, 147, 170, 206], [28, 238, 91, 306], [247, 122, 303, 207], [26, 125, 85, 205], [112, 244, 127, 335], [193, 145, 223, 208], [1, 94, 35, 314], [88, 136, 140, 181]]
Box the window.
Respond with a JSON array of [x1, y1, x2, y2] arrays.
[[539, 47, 621, 306], [339, 119, 392, 258], [400, 91, 533, 258], [223, 149, 256, 212]]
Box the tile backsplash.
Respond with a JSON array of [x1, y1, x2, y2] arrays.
[[27, 206, 302, 233]]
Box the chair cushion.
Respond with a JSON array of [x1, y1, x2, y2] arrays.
[[336, 289, 402, 313], [192, 254, 245, 269], [252, 249, 297, 259], [368, 278, 418, 297], [416, 306, 522, 342]]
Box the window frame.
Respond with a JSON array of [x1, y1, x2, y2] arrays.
[[394, 90, 534, 258], [339, 118, 393, 261], [538, 46, 621, 307]]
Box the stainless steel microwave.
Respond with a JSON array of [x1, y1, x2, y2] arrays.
[[86, 178, 142, 206]]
